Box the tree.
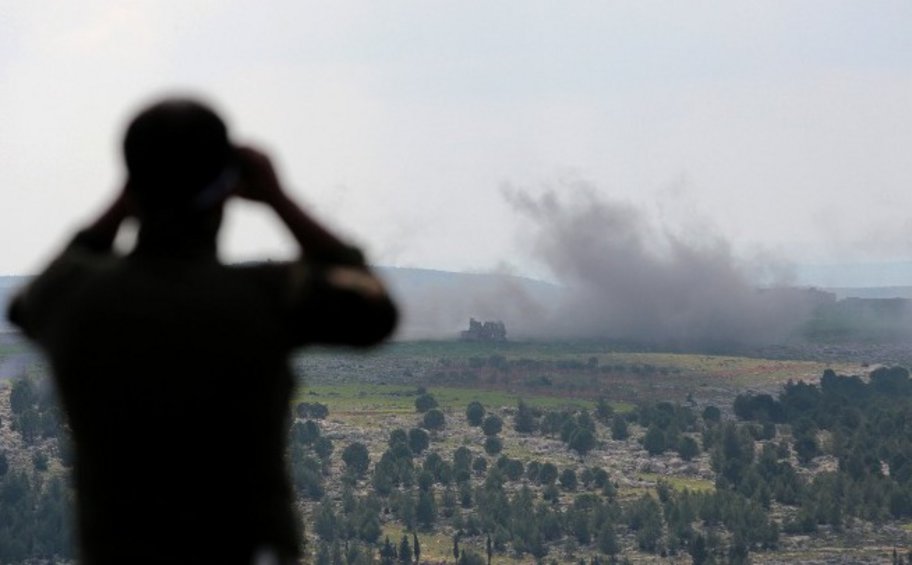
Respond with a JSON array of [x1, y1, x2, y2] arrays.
[[591, 467, 609, 489], [690, 533, 708, 565], [628, 494, 663, 552], [297, 401, 329, 419], [577, 410, 596, 433], [560, 468, 578, 491], [413, 532, 421, 563], [380, 536, 397, 565], [422, 409, 446, 431], [408, 428, 430, 454], [466, 401, 486, 426], [16, 408, 40, 444], [483, 436, 503, 456], [453, 446, 473, 473], [569, 428, 596, 458], [677, 436, 700, 461], [793, 428, 819, 465], [482, 415, 503, 436], [9, 379, 35, 414], [314, 436, 334, 460], [417, 469, 435, 492], [580, 467, 594, 488], [354, 500, 382, 543], [342, 442, 371, 476], [514, 399, 537, 433], [389, 428, 408, 447], [643, 425, 666, 455], [595, 397, 614, 423], [417, 490, 437, 530], [415, 393, 438, 413], [702, 405, 721, 423], [398, 535, 413, 564], [315, 541, 332, 565], [292, 454, 325, 499], [597, 522, 619, 555], [311, 402, 329, 419], [539, 462, 558, 485], [503, 458, 524, 481], [314, 498, 337, 541], [611, 415, 629, 440]]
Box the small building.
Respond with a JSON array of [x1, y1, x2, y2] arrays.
[[460, 318, 507, 342]]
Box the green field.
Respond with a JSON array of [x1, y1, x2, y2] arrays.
[[297, 383, 597, 415], [294, 340, 862, 410]]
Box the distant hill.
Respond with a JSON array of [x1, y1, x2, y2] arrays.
[[0, 269, 562, 339], [824, 286, 912, 300], [795, 261, 912, 288], [6, 267, 912, 341]]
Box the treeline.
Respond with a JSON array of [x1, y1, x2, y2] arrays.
[[300, 388, 778, 563], [302, 370, 912, 563], [427, 355, 680, 389], [8, 364, 912, 563], [0, 378, 74, 563], [731, 366, 912, 528]]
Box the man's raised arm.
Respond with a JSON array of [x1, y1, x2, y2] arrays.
[[234, 146, 398, 346]]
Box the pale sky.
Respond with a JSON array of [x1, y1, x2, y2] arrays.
[[2, 1, 911, 279]]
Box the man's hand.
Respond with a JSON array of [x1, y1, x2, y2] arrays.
[[233, 145, 286, 206], [75, 184, 137, 251], [232, 145, 365, 266]]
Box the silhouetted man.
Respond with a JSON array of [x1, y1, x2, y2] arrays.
[[7, 98, 397, 564]]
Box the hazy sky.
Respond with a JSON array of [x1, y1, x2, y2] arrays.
[[2, 1, 911, 279]]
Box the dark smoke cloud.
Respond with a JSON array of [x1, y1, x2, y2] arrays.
[[503, 184, 818, 348]]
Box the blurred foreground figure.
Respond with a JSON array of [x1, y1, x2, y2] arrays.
[[7, 98, 397, 564]]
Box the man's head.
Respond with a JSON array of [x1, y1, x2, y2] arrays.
[[124, 98, 233, 214]]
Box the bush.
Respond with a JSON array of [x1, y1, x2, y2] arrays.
[[611, 415, 629, 440], [643, 425, 666, 455], [481, 415, 503, 436], [483, 436, 503, 455], [408, 428, 430, 454], [677, 436, 700, 461], [702, 405, 722, 423], [342, 442, 371, 476], [415, 393, 438, 413], [559, 468, 578, 491], [466, 401, 485, 426], [389, 428, 408, 447], [569, 428, 596, 457], [539, 462, 558, 485], [423, 409, 446, 431]]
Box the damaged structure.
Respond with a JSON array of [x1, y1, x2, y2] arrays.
[[460, 318, 507, 342]]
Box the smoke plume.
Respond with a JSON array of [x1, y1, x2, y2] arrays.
[[504, 184, 817, 348]]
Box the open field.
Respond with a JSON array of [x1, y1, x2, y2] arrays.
[[293, 340, 865, 413], [297, 384, 596, 417]]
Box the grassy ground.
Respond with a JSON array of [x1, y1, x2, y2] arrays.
[[636, 472, 715, 493], [294, 341, 863, 413], [297, 384, 596, 416]]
